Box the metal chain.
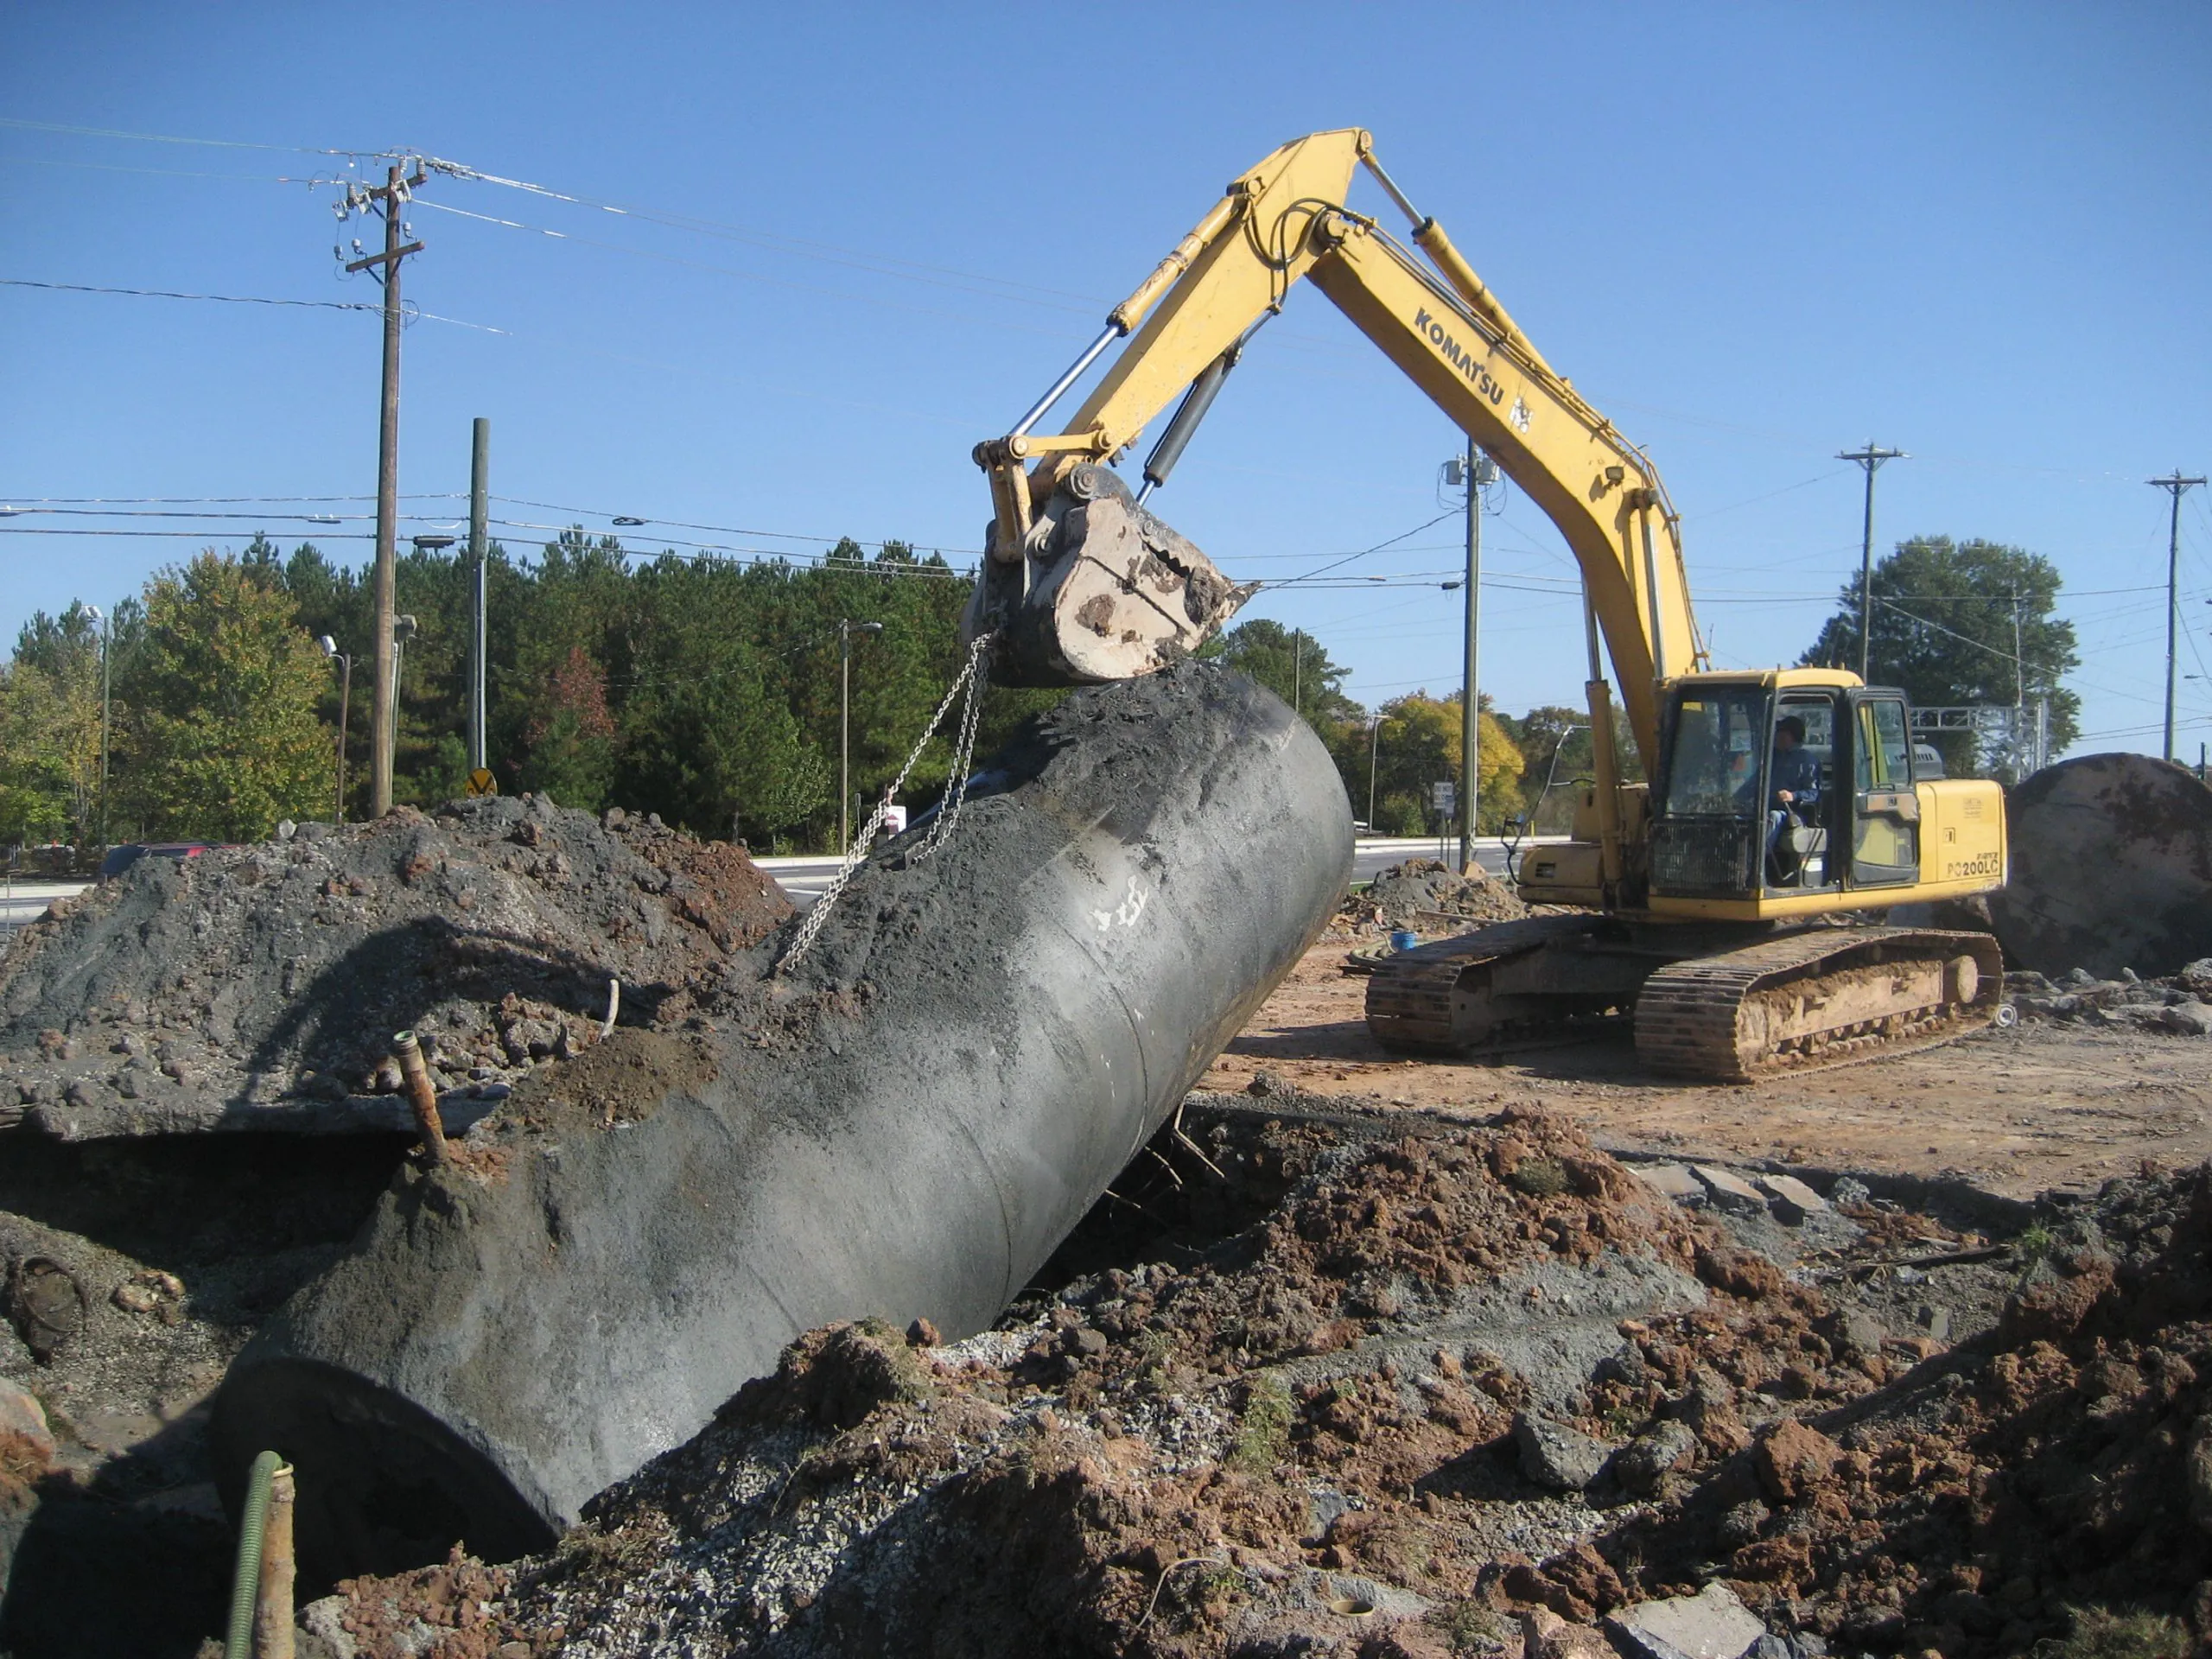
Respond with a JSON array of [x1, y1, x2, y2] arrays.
[[775, 630, 994, 973]]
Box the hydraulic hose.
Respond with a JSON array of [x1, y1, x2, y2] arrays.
[[226, 1448, 283, 1659]]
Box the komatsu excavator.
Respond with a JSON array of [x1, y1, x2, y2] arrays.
[[962, 128, 2008, 1083]]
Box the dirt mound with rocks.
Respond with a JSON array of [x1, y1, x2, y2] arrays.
[[1512, 1162, 2212, 1658], [2006, 963, 2212, 1038], [315, 1104, 1853, 1657], [1346, 859, 1530, 932], [0, 796, 788, 1139]]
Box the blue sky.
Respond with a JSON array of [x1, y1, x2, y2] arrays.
[[4, 3, 2209, 758]]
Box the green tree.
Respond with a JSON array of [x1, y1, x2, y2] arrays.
[[1802, 536, 2080, 778], [0, 604, 109, 842], [1202, 618, 1357, 725], [116, 551, 334, 841]]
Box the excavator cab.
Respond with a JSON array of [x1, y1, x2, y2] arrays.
[[1647, 672, 1970, 912]]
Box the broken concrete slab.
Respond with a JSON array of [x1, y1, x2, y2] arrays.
[[1692, 1164, 1768, 1216], [1605, 1581, 1770, 1659], [1756, 1173, 1828, 1224], [1630, 1162, 1705, 1206]]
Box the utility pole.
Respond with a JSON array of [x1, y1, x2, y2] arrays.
[[2150, 472, 2204, 763], [83, 606, 110, 848], [1292, 628, 1303, 718], [1454, 439, 1496, 874], [836, 620, 883, 854], [468, 418, 489, 774], [342, 162, 426, 816], [1838, 443, 1906, 683]]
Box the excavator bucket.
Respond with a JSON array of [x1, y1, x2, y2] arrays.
[[963, 462, 1256, 685]]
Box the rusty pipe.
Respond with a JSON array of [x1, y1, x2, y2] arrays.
[[391, 1031, 449, 1165]]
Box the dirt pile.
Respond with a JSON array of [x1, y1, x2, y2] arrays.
[[1346, 860, 1530, 932], [1514, 1162, 2212, 1657], [2007, 964, 2212, 1037], [317, 1103, 1831, 1657], [0, 796, 788, 1138]]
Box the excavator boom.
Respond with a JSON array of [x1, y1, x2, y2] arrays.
[[965, 127, 1701, 780]]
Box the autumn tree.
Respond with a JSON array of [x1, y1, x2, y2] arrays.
[[1327, 690, 1525, 835], [114, 551, 333, 841]]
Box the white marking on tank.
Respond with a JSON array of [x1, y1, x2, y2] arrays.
[[1091, 874, 1149, 931]]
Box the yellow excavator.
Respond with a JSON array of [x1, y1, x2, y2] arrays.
[[962, 127, 2008, 1083]]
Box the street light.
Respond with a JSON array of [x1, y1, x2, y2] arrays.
[[83, 605, 110, 849], [1366, 711, 1384, 833], [836, 619, 885, 854], [319, 635, 353, 824]]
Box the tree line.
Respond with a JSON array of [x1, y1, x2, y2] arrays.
[[0, 529, 2077, 854]]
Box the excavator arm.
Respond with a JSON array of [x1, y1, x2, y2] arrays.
[[965, 126, 1706, 775]]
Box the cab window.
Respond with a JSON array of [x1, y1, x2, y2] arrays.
[[1854, 699, 1910, 791], [1662, 689, 1767, 818]]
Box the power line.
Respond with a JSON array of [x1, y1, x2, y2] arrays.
[[0, 116, 393, 158], [1, 277, 377, 310], [0, 277, 505, 333]]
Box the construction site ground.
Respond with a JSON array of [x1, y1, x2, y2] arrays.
[[1200, 938, 2212, 1204], [8, 846, 2212, 1657]]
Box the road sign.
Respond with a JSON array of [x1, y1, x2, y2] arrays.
[[1430, 780, 1456, 816], [465, 767, 499, 798]]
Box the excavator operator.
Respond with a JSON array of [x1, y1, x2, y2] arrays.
[[1763, 716, 1821, 874]]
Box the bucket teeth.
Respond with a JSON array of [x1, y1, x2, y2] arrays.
[[964, 467, 1253, 686]]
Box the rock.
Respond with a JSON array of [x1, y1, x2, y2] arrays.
[[1827, 1177, 1872, 1211], [1756, 1174, 1829, 1224], [1360, 1623, 1456, 1659], [1521, 1608, 1615, 1659], [1613, 1419, 1698, 1493], [299, 1595, 359, 1659], [906, 1316, 940, 1348], [2155, 1000, 2212, 1036], [1605, 1582, 1770, 1659], [1835, 1308, 1888, 1359], [111, 1268, 186, 1318], [2186, 1415, 2212, 1531], [0, 1382, 54, 1466], [1693, 1165, 1768, 1217], [1715, 1499, 1770, 1548], [1755, 1421, 1841, 1502], [1513, 1411, 1611, 1491], [2182, 958, 2212, 995], [1631, 1163, 1707, 1206]]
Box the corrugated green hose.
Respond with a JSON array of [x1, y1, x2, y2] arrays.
[[226, 1448, 283, 1659]]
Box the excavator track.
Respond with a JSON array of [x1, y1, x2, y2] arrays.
[[1364, 915, 1607, 1051], [1634, 926, 2003, 1082]]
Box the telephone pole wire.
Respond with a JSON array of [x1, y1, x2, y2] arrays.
[[1839, 443, 1906, 683], [342, 162, 426, 816], [2149, 471, 2205, 763]]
